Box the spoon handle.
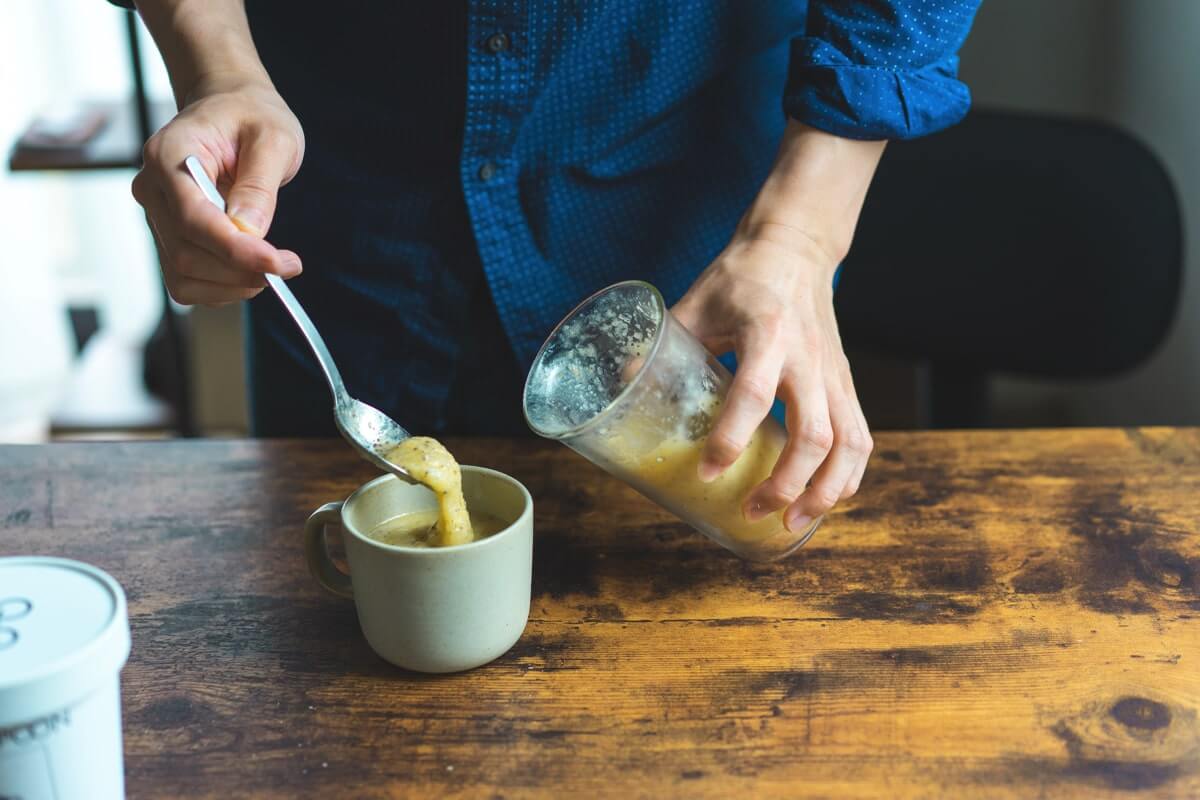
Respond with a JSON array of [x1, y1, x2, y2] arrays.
[[262, 274, 347, 405], [183, 156, 348, 406]]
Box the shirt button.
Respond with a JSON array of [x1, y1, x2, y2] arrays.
[[486, 33, 510, 54], [478, 161, 497, 181]]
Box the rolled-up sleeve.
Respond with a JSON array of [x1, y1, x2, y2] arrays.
[[784, 0, 982, 140]]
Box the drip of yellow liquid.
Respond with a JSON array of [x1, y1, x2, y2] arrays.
[[383, 437, 474, 547]]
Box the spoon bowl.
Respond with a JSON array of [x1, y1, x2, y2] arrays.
[[335, 396, 414, 474]]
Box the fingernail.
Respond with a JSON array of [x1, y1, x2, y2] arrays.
[[743, 499, 768, 523], [785, 512, 812, 533], [697, 461, 722, 483], [280, 256, 303, 277], [228, 206, 267, 237]]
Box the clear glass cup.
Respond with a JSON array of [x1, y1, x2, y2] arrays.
[[523, 280, 821, 561]]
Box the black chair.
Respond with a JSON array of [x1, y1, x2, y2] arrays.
[[837, 109, 1183, 428]]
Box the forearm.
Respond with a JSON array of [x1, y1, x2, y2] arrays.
[[134, 0, 272, 106], [738, 121, 886, 271]]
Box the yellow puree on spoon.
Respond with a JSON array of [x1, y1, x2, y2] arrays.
[[383, 437, 474, 547]]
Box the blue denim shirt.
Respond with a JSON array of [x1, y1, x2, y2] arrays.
[[240, 1, 979, 434]]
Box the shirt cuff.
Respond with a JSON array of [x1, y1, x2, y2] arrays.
[[783, 38, 972, 141]]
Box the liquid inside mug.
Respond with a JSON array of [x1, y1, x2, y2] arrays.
[[523, 280, 821, 561]]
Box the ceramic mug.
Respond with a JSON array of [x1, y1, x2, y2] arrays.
[[304, 467, 533, 673]]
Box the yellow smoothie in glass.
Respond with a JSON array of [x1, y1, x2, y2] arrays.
[[604, 383, 789, 546], [620, 429, 787, 544]]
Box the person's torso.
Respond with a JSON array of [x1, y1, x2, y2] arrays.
[[245, 1, 804, 430]]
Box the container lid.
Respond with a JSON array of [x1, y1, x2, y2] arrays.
[[0, 557, 130, 726]]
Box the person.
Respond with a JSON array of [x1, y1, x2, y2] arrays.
[[121, 1, 979, 532]]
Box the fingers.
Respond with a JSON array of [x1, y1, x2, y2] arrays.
[[670, 297, 706, 340], [152, 228, 268, 306], [134, 122, 303, 307], [671, 299, 732, 355], [138, 127, 300, 278], [783, 359, 873, 531], [171, 240, 272, 290], [699, 321, 786, 482], [164, 275, 265, 307], [838, 362, 873, 498], [163, 159, 298, 275], [743, 365, 831, 521], [621, 354, 646, 384], [141, 203, 265, 306], [136, 179, 296, 306], [223, 126, 297, 236]]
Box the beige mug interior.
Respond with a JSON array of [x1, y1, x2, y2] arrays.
[[342, 467, 531, 548]]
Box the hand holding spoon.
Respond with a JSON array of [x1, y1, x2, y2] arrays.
[[184, 155, 418, 483]]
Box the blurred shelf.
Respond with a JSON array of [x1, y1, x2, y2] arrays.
[[50, 430, 173, 442], [8, 99, 174, 172]]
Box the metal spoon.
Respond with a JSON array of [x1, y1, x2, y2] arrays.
[[183, 155, 416, 482]]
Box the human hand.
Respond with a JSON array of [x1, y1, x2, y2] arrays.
[[672, 223, 873, 532], [131, 79, 305, 306]]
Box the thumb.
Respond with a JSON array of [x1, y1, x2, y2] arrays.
[[669, 296, 708, 339], [226, 130, 294, 238], [670, 296, 728, 355]]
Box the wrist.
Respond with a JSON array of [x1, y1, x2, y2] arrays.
[[740, 120, 886, 267], [733, 220, 842, 278], [181, 71, 278, 108], [136, 0, 272, 107]]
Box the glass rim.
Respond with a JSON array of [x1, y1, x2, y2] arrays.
[[522, 279, 668, 441]]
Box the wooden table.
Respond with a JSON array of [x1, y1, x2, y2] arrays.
[[2, 430, 1197, 798]]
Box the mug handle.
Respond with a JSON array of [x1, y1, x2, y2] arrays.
[[304, 502, 354, 598]]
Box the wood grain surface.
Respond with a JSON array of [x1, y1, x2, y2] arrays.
[[1, 429, 1198, 798]]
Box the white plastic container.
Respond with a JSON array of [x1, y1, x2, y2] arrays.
[[0, 557, 131, 800]]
